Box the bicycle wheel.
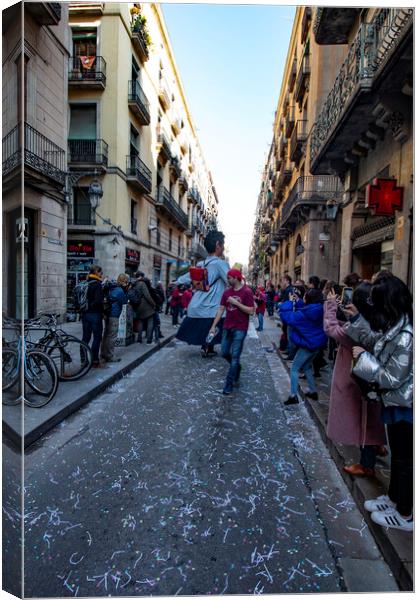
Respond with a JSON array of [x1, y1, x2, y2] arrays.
[[2, 349, 20, 404], [46, 335, 93, 380], [24, 350, 59, 408]]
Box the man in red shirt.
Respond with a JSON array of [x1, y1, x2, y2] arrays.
[[209, 269, 255, 395]]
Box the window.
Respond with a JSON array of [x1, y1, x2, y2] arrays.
[[169, 228, 172, 252], [72, 28, 97, 56], [178, 234, 181, 256], [130, 124, 139, 156], [131, 200, 137, 234], [73, 187, 95, 225], [132, 56, 140, 81], [69, 104, 96, 139], [16, 54, 29, 123]]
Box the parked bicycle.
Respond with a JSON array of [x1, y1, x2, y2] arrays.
[[28, 313, 93, 381], [2, 322, 59, 408]]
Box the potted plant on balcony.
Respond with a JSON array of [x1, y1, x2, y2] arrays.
[[132, 13, 152, 47]]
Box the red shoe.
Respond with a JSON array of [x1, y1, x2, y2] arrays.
[[343, 463, 375, 477], [375, 445, 389, 457]]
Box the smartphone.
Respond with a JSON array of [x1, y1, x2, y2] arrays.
[[341, 287, 353, 306]]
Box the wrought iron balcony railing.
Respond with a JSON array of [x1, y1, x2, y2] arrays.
[[169, 156, 182, 180], [69, 56, 106, 87], [179, 175, 189, 193], [128, 80, 150, 125], [68, 139, 108, 167], [156, 186, 188, 230], [281, 175, 343, 225], [156, 129, 171, 163], [2, 122, 66, 185], [191, 241, 208, 260], [310, 9, 413, 169], [126, 155, 152, 194], [68, 212, 96, 226]]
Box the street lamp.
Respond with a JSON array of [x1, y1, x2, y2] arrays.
[[88, 180, 103, 211]]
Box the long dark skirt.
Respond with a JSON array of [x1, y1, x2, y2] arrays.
[[176, 317, 224, 346]]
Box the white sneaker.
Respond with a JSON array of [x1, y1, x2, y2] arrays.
[[371, 507, 413, 532], [364, 495, 396, 513]]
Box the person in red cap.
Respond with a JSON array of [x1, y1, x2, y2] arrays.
[[254, 285, 267, 332], [208, 269, 255, 395]]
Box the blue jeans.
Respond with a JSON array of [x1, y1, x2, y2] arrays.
[[290, 347, 318, 396], [82, 312, 103, 363], [256, 313, 264, 331], [221, 328, 247, 389]]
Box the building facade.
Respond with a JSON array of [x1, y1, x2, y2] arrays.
[[250, 7, 413, 289], [66, 2, 219, 314], [310, 7, 413, 286], [2, 2, 69, 318]]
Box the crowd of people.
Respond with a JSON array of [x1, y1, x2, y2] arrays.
[[75, 230, 413, 534]]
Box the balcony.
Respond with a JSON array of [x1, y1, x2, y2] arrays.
[[290, 121, 308, 163], [131, 22, 150, 63], [68, 56, 106, 90], [169, 156, 182, 181], [156, 186, 188, 230], [273, 174, 283, 208], [69, 2, 104, 15], [68, 212, 96, 227], [313, 7, 360, 45], [3, 123, 66, 190], [191, 241, 208, 260], [185, 225, 193, 238], [295, 55, 310, 106], [301, 7, 312, 42], [310, 9, 414, 174], [281, 175, 343, 227], [288, 57, 297, 92], [171, 111, 183, 136], [158, 77, 171, 111], [179, 174, 189, 194], [126, 155, 152, 195], [278, 159, 293, 187], [156, 129, 171, 164], [25, 2, 61, 25], [128, 80, 150, 125], [285, 105, 295, 138], [68, 139, 108, 170]]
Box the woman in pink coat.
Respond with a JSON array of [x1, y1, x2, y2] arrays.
[[324, 282, 386, 477]]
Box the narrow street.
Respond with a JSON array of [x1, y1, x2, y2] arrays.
[[4, 324, 397, 596]]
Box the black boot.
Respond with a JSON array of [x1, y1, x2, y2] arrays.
[[284, 395, 299, 405]]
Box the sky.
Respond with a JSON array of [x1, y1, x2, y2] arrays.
[[161, 2, 296, 267]]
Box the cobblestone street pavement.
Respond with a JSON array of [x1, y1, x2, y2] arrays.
[[6, 325, 397, 596]]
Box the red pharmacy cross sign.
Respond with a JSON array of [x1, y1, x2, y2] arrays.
[[366, 178, 404, 216]]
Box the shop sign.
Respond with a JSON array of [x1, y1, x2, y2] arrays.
[[366, 178, 404, 216], [153, 255, 162, 267], [68, 240, 95, 257], [125, 248, 140, 264]]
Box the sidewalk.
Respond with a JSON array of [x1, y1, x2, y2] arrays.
[[258, 315, 413, 592], [3, 313, 178, 448]]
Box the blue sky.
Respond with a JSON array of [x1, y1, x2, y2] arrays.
[[162, 2, 296, 266]]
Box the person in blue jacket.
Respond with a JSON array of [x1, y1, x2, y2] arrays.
[[279, 288, 327, 405], [101, 273, 129, 363]]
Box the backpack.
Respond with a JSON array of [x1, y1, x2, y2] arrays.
[[150, 286, 164, 308], [189, 258, 218, 292], [73, 280, 92, 313], [127, 286, 141, 308]]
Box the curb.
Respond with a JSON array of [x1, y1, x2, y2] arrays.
[[274, 346, 413, 592], [4, 333, 177, 449]]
